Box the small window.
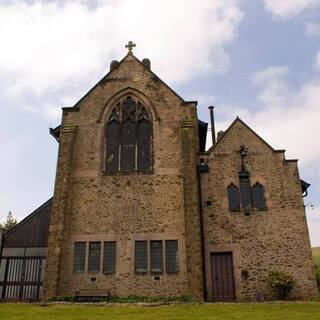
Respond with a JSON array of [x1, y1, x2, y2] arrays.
[[252, 182, 266, 210], [165, 240, 179, 273], [227, 184, 240, 212], [103, 241, 116, 274], [150, 241, 163, 274], [88, 242, 101, 273], [135, 241, 148, 274], [73, 242, 86, 273], [239, 170, 252, 210]]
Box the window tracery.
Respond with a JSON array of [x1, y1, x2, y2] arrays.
[[105, 96, 152, 173]]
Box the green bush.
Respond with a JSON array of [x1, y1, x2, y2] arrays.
[[315, 265, 320, 292], [47, 295, 77, 302], [267, 271, 295, 300], [48, 294, 193, 304]]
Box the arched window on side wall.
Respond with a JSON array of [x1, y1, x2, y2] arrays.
[[227, 183, 240, 212], [252, 182, 266, 210], [105, 96, 152, 172], [239, 169, 252, 210]]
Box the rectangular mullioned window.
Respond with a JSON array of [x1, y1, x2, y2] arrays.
[[134, 240, 179, 275], [103, 241, 116, 274], [88, 242, 101, 273], [165, 240, 179, 273], [134, 241, 148, 274], [150, 241, 163, 274], [73, 242, 86, 273]]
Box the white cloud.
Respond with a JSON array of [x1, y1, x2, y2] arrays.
[[316, 50, 320, 71], [212, 65, 320, 168], [306, 22, 320, 35], [263, 0, 320, 18], [0, 0, 243, 102], [252, 66, 290, 107], [305, 23, 320, 71]]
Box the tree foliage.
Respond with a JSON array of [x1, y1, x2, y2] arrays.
[[0, 211, 17, 232]]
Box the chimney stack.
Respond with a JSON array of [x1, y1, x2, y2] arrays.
[[208, 106, 216, 145]]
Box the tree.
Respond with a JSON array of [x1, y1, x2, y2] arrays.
[[0, 211, 17, 232]]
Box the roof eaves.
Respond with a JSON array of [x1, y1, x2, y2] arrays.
[[49, 125, 61, 142]]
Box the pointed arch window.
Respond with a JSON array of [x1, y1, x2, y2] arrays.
[[227, 183, 240, 212], [239, 169, 252, 210], [252, 182, 266, 210], [105, 96, 152, 172]]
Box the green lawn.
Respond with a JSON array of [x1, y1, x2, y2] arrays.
[[1, 303, 320, 320]]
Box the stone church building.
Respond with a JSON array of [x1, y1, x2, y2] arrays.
[[0, 46, 318, 302]]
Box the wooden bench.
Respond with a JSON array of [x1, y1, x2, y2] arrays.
[[75, 289, 111, 302]]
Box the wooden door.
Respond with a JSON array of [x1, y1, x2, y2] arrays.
[[211, 252, 235, 302]]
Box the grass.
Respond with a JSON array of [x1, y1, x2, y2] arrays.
[[313, 247, 320, 291], [1, 302, 320, 320]]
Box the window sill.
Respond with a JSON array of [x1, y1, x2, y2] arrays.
[[229, 208, 268, 214], [103, 170, 154, 176], [103, 272, 116, 275]]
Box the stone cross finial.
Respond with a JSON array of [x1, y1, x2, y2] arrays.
[[125, 41, 136, 53], [240, 145, 248, 171]]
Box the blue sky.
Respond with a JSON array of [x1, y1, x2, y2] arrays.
[[1, 0, 320, 245]]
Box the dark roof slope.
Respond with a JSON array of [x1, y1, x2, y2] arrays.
[[3, 198, 52, 247]]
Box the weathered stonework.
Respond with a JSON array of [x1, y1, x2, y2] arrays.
[[200, 119, 318, 301], [44, 53, 317, 302], [44, 54, 203, 300]]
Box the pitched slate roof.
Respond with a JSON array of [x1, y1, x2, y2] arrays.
[[3, 198, 52, 247]]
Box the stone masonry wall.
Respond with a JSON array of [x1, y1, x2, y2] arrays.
[[200, 119, 318, 301], [44, 54, 203, 299]]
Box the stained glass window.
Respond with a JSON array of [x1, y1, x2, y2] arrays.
[[106, 96, 152, 172]]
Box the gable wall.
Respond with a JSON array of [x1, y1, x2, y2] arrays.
[[201, 120, 318, 301], [44, 55, 203, 299]]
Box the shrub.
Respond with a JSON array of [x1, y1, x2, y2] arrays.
[[47, 295, 77, 302], [315, 265, 320, 292], [47, 294, 193, 304], [267, 271, 295, 300]]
